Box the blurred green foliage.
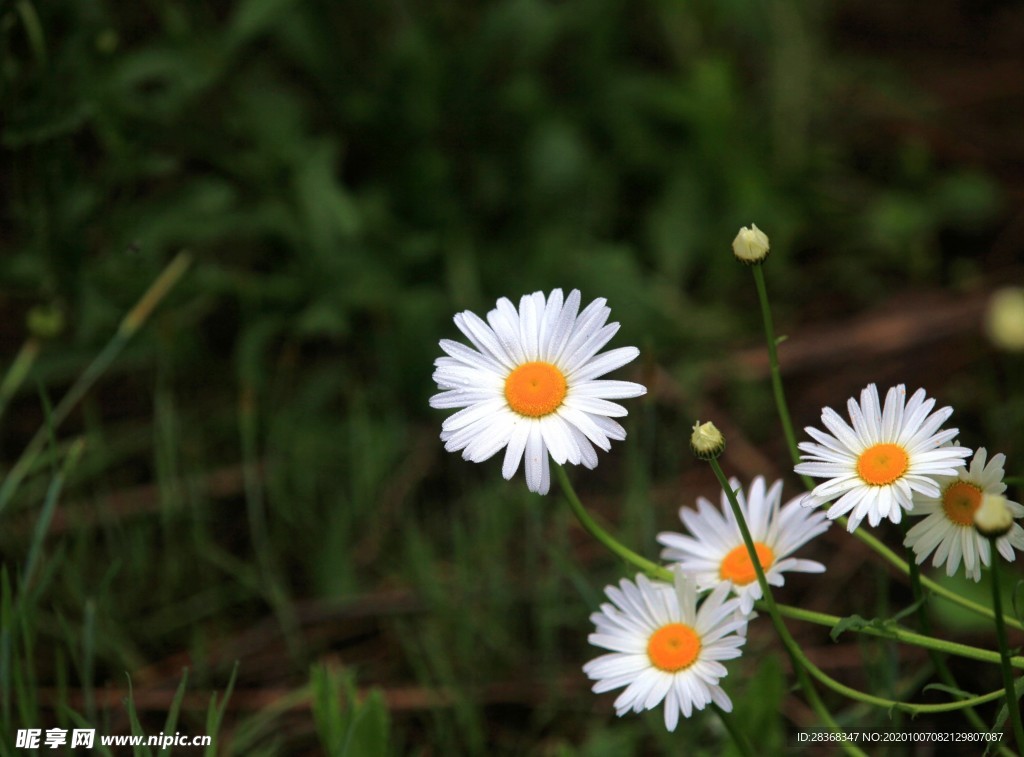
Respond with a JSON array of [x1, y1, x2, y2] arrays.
[[0, 0, 1014, 753]]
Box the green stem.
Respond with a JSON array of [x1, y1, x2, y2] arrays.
[[772, 603, 1024, 670], [849, 526, 1024, 632], [903, 529, 992, 735], [557, 464, 864, 755], [708, 458, 862, 754], [989, 540, 1024, 751], [555, 466, 668, 580], [713, 704, 754, 757], [752, 265, 812, 490], [752, 263, 1024, 634], [710, 458, 1003, 716]]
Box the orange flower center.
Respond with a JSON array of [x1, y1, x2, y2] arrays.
[[647, 623, 701, 672], [942, 481, 984, 526], [504, 361, 567, 417], [720, 542, 775, 586], [856, 443, 909, 486]]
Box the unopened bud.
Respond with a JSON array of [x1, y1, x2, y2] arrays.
[[974, 493, 1014, 538], [691, 421, 725, 460], [27, 304, 65, 340], [985, 287, 1024, 352], [732, 224, 770, 265]]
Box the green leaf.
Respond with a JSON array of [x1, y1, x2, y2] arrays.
[[204, 662, 239, 757], [311, 666, 390, 757], [162, 668, 190, 742], [922, 682, 977, 700], [226, 0, 296, 51], [830, 599, 924, 641], [124, 673, 153, 757], [830, 614, 870, 641], [990, 676, 1024, 745]]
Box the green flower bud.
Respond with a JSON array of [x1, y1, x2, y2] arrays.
[[27, 304, 65, 340]]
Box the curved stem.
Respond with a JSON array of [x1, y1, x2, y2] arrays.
[[555, 466, 669, 580], [752, 263, 1024, 634], [848, 526, 1024, 632], [558, 464, 863, 754], [989, 539, 1024, 751], [772, 603, 1024, 670], [710, 459, 1005, 716]]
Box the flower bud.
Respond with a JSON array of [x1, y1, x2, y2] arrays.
[[732, 224, 770, 265], [974, 493, 1014, 538], [691, 421, 725, 460], [985, 287, 1024, 352], [27, 304, 65, 340]]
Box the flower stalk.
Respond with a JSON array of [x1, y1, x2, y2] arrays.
[[988, 537, 1024, 751]]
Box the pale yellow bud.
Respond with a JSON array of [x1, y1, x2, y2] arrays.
[[974, 493, 1014, 538], [985, 287, 1024, 352], [691, 421, 725, 460], [732, 224, 770, 265]]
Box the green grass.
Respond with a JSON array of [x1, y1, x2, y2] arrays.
[[2, 0, 1020, 754]]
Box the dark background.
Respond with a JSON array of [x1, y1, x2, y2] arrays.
[[2, 0, 1022, 753]]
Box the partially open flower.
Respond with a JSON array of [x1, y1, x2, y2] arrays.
[[903, 448, 1024, 580], [731, 224, 770, 265], [659, 476, 831, 615]]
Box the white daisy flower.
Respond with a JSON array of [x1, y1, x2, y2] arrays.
[[657, 476, 831, 615], [795, 383, 972, 532], [583, 568, 747, 732], [904, 448, 1024, 581], [430, 289, 646, 494]]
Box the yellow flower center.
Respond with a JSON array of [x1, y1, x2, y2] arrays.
[[720, 542, 775, 586], [942, 481, 984, 526], [647, 622, 701, 672], [504, 361, 567, 417], [856, 443, 909, 486]]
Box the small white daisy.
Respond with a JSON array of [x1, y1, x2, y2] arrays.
[[657, 476, 831, 615], [795, 383, 972, 532], [430, 289, 646, 494], [582, 568, 747, 732], [904, 448, 1024, 581]]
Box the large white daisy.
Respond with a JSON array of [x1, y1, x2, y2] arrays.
[[583, 568, 747, 732], [657, 476, 831, 615], [795, 383, 971, 532], [904, 448, 1024, 581], [430, 289, 646, 494]]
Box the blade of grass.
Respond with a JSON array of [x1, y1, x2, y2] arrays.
[[0, 252, 192, 516], [22, 439, 85, 591], [82, 599, 96, 725], [162, 668, 190, 750], [124, 673, 154, 757], [64, 708, 115, 757], [0, 338, 40, 423], [204, 661, 239, 757]]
